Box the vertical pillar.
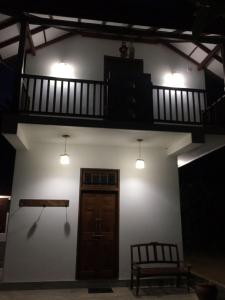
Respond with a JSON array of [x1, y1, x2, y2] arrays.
[[13, 18, 27, 112], [221, 42, 225, 91]]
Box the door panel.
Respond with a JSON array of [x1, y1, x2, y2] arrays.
[[77, 191, 118, 279]]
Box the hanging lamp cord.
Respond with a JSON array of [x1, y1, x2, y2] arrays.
[[139, 141, 141, 159], [64, 136, 67, 154]]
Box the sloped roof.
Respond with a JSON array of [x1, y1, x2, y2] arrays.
[[0, 12, 224, 78], [1, 0, 225, 35]]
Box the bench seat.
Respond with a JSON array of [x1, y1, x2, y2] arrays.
[[133, 266, 190, 277], [130, 242, 191, 296]]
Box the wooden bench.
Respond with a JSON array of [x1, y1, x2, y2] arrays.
[[130, 242, 191, 295]]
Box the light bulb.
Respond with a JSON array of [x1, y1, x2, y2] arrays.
[[60, 154, 70, 165], [136, 159, 145, 169]]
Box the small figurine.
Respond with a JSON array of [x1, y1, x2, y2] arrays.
[[119, 41, 128, 58]]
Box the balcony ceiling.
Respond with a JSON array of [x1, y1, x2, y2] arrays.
[[0, 0, 225, 78], [16, 123, 188, 149], [6, 123, 225, 168]]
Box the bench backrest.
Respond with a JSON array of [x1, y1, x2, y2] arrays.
[[131, 242, 180, 267]]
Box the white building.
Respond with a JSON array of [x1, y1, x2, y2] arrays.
[[0, 8, 225, 284]]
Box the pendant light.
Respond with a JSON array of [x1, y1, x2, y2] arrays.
[[136, 139, 145, 169], [60, 135, 70, 165]]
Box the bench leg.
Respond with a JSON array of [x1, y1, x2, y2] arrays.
[[136, 275, 140, 296], [130, 272, 134, 290]]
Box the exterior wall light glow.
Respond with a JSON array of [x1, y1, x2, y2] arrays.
[[164, 72, 185, 88], [60, 135, 70, 165], [136, 139, 145, 169], [51, 62, 74, 78]]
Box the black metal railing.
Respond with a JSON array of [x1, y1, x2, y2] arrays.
[[152, 85, 206, 124], [20, 74, 207, 125], [20, 74, 106, 118]]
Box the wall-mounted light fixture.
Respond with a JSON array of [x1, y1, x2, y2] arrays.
[[60, 135, 70, 165], [136, 139, 145, 169], [51, 62, 74, 78], [164, 72, 185, 88]]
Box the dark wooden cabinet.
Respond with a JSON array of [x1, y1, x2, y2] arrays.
[[104, 56, 153, 122], [104, 56, 144, 81]]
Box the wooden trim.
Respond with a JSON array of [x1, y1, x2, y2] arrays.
[[189, 45, 198, 57], [27, 14, 225, 44], [220, 42, 225, 87], [80, 168, 119, 191], [0, 17, 18, 30], [0, 25, 47, 49], [28, 32, 77, 53], [19, 199, 69, 207], [76, 169, 82, 279], [43, 29, 47, 43], [15, 113, 203, 133], [195, 42, 223, 64], [198, 45, 221, 70], [13, 19, 27, 112], [26, 24, 36, 56], [81, 31, 182, 45], [22, 73, 104, 84], [80, 186, 118, 191], [163, 42, 200, 67]]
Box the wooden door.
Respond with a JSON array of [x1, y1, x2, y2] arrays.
[[77, 192, 118, 279], [77, 191, 118, 279]]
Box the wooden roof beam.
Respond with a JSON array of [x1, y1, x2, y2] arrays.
[[26, 24, 36, 56], [26, 14, 225, 44], [0, 25, 47, 49], [163, 42, 200, 67], [27, 31, 77, 53], [198, 44, 221, 70], [0, 17, 17, 30], [195, 42, 223, 64]]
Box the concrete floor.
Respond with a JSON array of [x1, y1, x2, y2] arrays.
[[0, 287, 197, 300], [186, 254, 225, 286]]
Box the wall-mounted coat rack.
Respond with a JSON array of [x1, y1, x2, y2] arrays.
[[19, 199, 69, 207]]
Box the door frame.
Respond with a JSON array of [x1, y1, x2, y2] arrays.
[[76, 168, 120, 279]]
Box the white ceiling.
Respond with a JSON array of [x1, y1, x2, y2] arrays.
[[18, 123, 188, 149], [4, 123, 224, 168]]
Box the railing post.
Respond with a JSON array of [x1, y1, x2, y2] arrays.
[[13, 18, 27, 112], [221, 42, 225, 92]]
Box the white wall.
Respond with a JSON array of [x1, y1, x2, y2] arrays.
[[3, 142, 183, 282], [26, 35, 205, 89]]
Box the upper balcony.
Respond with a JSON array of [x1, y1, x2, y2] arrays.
[[19, 72, 206, 128], [1, 12, 225, 134]]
